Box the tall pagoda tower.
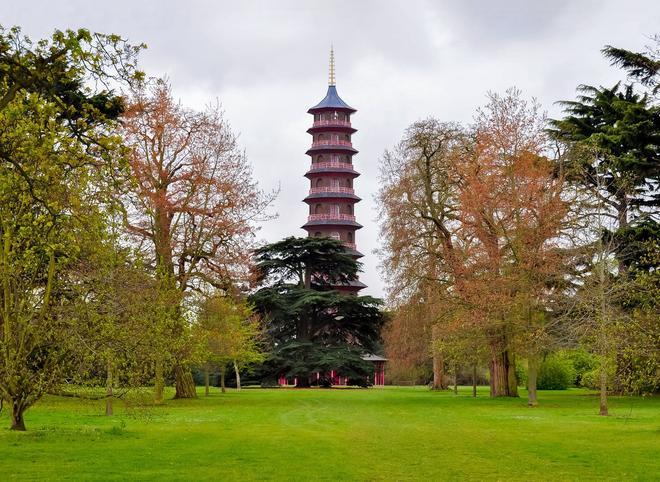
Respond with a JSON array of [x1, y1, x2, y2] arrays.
[[302, 48, 366, 294]]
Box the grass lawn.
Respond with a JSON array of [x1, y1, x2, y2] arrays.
[[0, 386, 658, 481]]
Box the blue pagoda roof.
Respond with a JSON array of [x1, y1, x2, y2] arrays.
[[308, 85, 356, 113]]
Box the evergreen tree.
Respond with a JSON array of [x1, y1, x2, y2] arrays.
[[250, 237, 385, 387], [549, 82, 660, 272]]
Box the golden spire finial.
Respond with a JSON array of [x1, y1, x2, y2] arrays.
[[329, 44, 336, 86]]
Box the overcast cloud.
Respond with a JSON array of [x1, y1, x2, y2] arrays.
[[4, 0, 659, 298]]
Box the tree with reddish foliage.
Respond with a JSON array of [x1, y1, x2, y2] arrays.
[[458, 89, 568, 401], [121, 79, 274, 400], [378, 91, 569, 404], [377, 119, 467, 390]]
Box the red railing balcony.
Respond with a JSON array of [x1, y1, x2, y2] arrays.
[[311, 139, 353, 148], [308, 213, 356, 222], [309, 161, 354, 170], [312, 119, 352, 128], [309, 186, 355, 195]]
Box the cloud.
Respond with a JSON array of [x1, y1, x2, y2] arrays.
[[4, 0, 659, 299]]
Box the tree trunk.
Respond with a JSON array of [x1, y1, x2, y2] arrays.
[[599, 360, 609, 416], [233, 360, 241, 391], [453, 364, 458, 395], [11, 400, 26, 431], [204, 365, 210, 397], [431, 325, 446, 389], [615, 191, 629, 277], [154, 356, 164, 403], [296, 376, 311, 388], [527, 353, 539, 407], [489, 337, 518, 397], [174, 364, 197, 399], [507, 351, 519, 397], [472, 364, 477, 398], [219, 365, 226, 394], [105, 361, 114, 416]]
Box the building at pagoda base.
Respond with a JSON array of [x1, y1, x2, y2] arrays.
[[278, 50, 386, 388]]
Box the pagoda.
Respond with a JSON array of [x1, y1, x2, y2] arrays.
[[302, 47, 367, 294]]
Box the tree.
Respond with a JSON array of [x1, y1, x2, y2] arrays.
[[197, 295, 264, 394], [459, 89, 568, 402], [602, 36, 660, 93], [250, 237, 385, 387], [550, 43, 660, 411], [121, 79, 274, 399], [382, 288, 437, 387], [377, 92, 568, 403], [549, 82, 660, 273], [377, 120, 466, 391], [62, 224, 167, 416], [0, 27, 140, 430]]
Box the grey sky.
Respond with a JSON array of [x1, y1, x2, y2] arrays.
[[4, 0, 659, 298]]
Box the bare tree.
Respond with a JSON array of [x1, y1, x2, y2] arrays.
[[121, 79, 274, 400]]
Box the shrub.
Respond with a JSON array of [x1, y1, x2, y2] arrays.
[[537, 354, 576, 390], [580, 364, 616, 391], [565, 349, 598, 386]]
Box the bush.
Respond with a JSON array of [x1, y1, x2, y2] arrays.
[[580, 364, 616, 391], [565, 349, 598, 386], [537, 354, 576, 390]]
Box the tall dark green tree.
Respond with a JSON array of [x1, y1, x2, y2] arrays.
[[550, 42, 660, 403], [250, 237, 385, 387], [602, 36, 660, 93], [549, 82, 660, 271]]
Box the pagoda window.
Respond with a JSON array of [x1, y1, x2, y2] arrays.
[[330, 231, 340, 240], [330, 154, 339, 163], [318, 134, 326, 141], [316, 155, 325, 163], [347, 204, 353, 214], [347, 232, 353, 243], [330, 204, 339, 216], [314, 231, 322, 237], [331, 134, 339, 143], [316, 178, 323, 187], [315, 203, 323, 214], [344, 134, 350, 141], [347, 179, 352, 188], [331, 178, 339, 188]]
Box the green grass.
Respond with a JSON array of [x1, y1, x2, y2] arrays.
[[0, 387, 658, 481]]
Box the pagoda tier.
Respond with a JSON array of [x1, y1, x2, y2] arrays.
[[305, 163, 360, 177], [303, 52, 365, 293]]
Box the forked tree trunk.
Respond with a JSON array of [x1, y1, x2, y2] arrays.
[[105, 361, 114, 416], [527, 353, 539, 407], [204, 365, 210, 396], [11, 400, 26, 431], [233, 360, 241, 391], [174, 364, 197, 399], [154, 356, 165, 403], [472, 364, 477, 398], [219, 365, 226, 394]]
